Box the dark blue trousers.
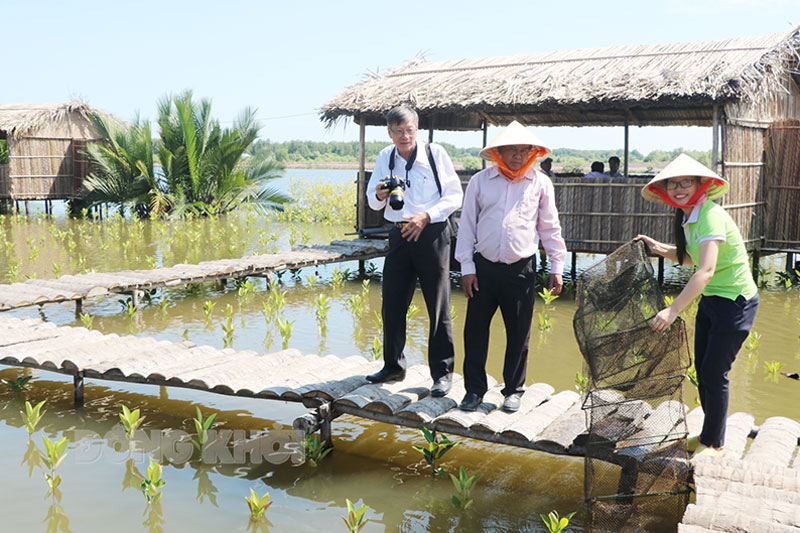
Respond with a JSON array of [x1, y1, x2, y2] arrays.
[[694, 293, 759, 448], [463, 253, 537, 397], [381, 221, 455, 381]]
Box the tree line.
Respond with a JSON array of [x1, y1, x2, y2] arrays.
[[248, 140, 711, 171]]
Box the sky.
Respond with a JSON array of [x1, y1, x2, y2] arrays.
[[2, 0, 797, 154]]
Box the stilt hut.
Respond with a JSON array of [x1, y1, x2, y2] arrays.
[[0, 102, 106, 202], [321, 27, 800, 257]]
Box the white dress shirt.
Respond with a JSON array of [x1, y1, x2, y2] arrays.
[[455, 166, 567, 276], [366, 142, 463, 223]]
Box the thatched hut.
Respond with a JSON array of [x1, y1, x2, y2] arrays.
[[0, 102, 106, 202], [321, 26, 800, 257]]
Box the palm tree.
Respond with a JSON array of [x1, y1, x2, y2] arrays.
[[82, 113, 157, 217], [156, 91, 289, 216]]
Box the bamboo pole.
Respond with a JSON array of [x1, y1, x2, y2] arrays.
[[712, 104, 719, 174], [624, 114, 629, 178], [358, 116, 366, 233], [482, 119, 488, 170]]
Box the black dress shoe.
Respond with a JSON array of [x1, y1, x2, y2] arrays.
[[458, 392, 483, 411], [430, 376, 452, 397], [366, 368, 406, 383]]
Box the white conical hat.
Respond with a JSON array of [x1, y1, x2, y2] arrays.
[[642, 153, 729, 204], [479, 120, 551, 161]]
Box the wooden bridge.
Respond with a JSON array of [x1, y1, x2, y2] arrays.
[[2, 314, 798, 531], [0, 239, 389, 312]]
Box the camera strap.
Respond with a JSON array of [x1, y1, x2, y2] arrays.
[[388, 145, 417, 188], [388, 143, 442, 195]]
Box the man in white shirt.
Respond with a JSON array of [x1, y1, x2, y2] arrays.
[[365, 106, 463, 397], [606, 156, 623, 177], [455, 121, 567, 412]]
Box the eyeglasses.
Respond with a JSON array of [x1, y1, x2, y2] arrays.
[[390, 126, 417, 137], [500, 146, 533, 157], [664, 178, 698, 191]]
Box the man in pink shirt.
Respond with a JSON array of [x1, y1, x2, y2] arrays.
[[455, 121, 567, 412]]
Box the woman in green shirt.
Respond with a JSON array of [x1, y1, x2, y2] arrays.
[[636, 154, 759, 457]]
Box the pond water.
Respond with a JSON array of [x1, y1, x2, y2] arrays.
[[0, 170, 798, 532]]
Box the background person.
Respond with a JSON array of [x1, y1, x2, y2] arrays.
[[635, 153, 758, 457], [455, 121, 566, 412], [606, 156, 623, 177], [365, 106, 463, 397], [540, 156, 555, 178], [584, 161, 605, 177]]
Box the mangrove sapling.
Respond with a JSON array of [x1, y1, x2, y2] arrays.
[[764, 360, 784, 379], [540, 510, 576, 533], [4, 374, 33, 393], [306, 273, 318, 288], [315, 293, 331, 332], [331, 268, 350, 289], [245, 488, 273, 520], [159, 297, 169, 313], [368, 337, 383, 361], [406, 302, 420, 322], [203, 300, 215, 323], [79, 313, 95, 330], [745, 330, 761, 352], [140, 457, 166, 504], [119, 297, 137, 317], [276, 317, 295, 349], [222, 304, 236, 346], [341, 499, 370, 533], [450, 304, 457, 322], [52, 262, 62, 276], [411, 427, 460, 478], [119, 404, 146, 439], [537, 287, 559, 332], [574, 372, 589, 394], [21, 400, 46, 434], [346, 293, 366, 319], [302, 434, 333, 467], [191, 407, 218, 452], [449, 466, 482, 510], [40, 435, 68, 493]]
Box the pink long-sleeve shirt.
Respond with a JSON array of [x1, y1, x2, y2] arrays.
[[455, 166, 567, 277]]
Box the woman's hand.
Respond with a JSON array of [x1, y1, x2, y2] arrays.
[[650, 306, 679, 332], [635, 234, 659, 254]]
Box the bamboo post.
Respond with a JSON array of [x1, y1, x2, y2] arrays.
[[358, 116, 367, 234], [571, 251, 577, 281], [318, 402, 334, 450], [624, 115, 629, 178], [482, 119, 488, 170], [428, 113, 435, 143], [73, 372, 84, 407], [658, 257, 665, 286], [75, 298, 83, 317], [712, 104, 719, 174], [752, 250, 760, 283]]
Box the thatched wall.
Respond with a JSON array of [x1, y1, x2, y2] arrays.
[[0, 103, 101, 200], [764, 119, 800, 250], [0, 164, 8, 196], [552, 177, 672, 254]]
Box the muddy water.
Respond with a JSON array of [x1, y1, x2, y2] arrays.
[[0, 206, 798, 532]]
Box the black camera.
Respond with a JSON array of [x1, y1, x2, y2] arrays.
[[383, 176, 406, 210]]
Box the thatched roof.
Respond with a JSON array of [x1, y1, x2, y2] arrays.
[[321, 26, 800, 130], [0, 101, 106, 139]]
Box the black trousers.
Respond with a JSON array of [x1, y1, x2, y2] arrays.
[[381, 221, 455, 381], [695, 293, 759, 448], [463, 253, 537, 397]]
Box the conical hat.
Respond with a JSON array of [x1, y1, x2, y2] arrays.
[[479, 121, 551, 161], [642, 153, 729, 204]]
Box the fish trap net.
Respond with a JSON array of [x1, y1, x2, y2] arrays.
[[573, 241, 692, 532]]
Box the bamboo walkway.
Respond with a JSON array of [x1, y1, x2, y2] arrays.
[[679, 411, 800, 532], [2, 314, 799, 531], [0, 239, 389, 312]]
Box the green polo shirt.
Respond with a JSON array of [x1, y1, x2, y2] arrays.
[[684, 200, 758, 301]]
